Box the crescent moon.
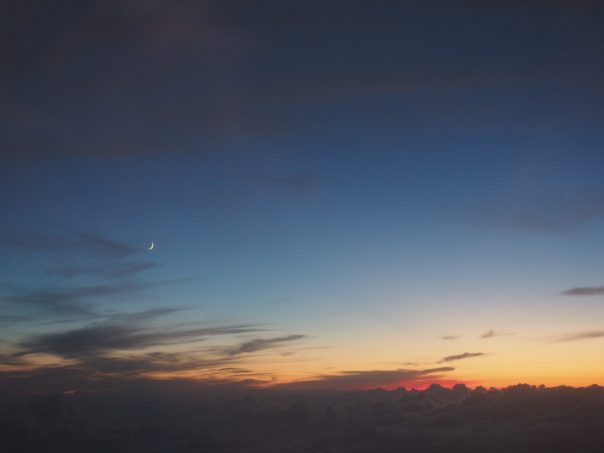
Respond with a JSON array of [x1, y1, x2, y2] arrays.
[[148, 242, 154, 251]]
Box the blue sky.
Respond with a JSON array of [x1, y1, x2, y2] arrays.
[[1, 1, 604, 389]]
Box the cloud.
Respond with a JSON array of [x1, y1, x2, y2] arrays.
[[76, 353, 230, 375], [16, 321, 263, 359], [0, 353, 25, 366], [2, 382, 604, 451], [2, 282, 140, 318], [225, 335, 306, 356], [4, 306, 294, 380], [3, 303, 312, 385], [561, 286, 604, 296], [440, 335, 459, 341], [0, 229, 174, 321], [550, 330, 604, 342], [1, 228, 308, 391], [439, 352, 485, 363], [278, 367, 455, 390], [479, 329, 511, 339]]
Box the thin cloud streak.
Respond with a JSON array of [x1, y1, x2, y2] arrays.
[[3, 282, 141, 318], [440, 352, 485, 363], [225, 335, 306, 357], [550, 331, 604, 342]]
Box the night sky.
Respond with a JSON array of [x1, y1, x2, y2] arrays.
[[2, 0, 604, 392]]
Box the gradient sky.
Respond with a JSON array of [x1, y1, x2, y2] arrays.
[[2, 1, 604, 391]]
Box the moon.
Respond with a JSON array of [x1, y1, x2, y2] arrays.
[[148, 242, 154, 251]]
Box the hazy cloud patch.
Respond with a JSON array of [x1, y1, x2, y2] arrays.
[[562, 286, 604, 296], [479, 329, 511, 339]]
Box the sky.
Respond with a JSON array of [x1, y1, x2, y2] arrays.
[[1, 0, 604, 392]]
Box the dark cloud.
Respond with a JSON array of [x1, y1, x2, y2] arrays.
[[4, 306, 288, 381], [16, 321, 263, 359], [2, 382, 604, 451], [440, 352, 485, 363], [440, 335, 459, 340], [76, 353, 230, 376], [225, 335, 306, 356], [562, 286, 604, 296], [0, 353, 24, 366], [278, 367, 455, 390], [550, 330, 604, 342]]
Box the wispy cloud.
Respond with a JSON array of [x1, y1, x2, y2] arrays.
[[440, 335, 459, 341], [561, 287, 604, 296], [479, 329, 511, 339], [3, 282, 141, 318], [550, 331, 604, 342], [1, 232, 307, 386], [225, 335, 306, 357], [439, 352, 485, 363], [277, 367, 455, 390], [0, 232, 171, 322], [16, 320, 263, 359]]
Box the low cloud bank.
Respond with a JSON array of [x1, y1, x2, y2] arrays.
[[2, 383, 604, 452]]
